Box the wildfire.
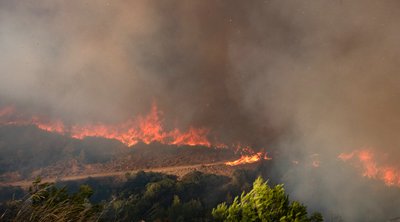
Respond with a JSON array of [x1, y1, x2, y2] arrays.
[[33, 117, 66, 135], [0, 104, 214, 147], [225, 152, 271, 166], [339, 149, 400, 186], [0, 104, 271, 166]]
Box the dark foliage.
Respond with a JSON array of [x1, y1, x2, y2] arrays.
[[1, 170, 322, 222], [99, 171, 235, 221], [1, 178, 102, 222], [212, 177, 323, 222]]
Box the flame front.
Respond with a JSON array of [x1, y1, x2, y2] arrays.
[[339, 149, 400, 186], [0, 104, 271, 166], [0, 104, 213, 147]]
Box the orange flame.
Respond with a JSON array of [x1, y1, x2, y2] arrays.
[[225, 152, 271, 166], [32, 117, 66, 135], [169, 128, 211, 147], [0, 104, 269, 162], [0, 103, 213, 147], [339, 149, 400, 186]]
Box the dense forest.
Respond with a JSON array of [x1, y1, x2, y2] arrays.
[[0, 170, 322, 221]]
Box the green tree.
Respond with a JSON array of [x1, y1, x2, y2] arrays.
[[212, 177, 323, 222], [5, 178, 101, 222], [168, 195, 204, 222]]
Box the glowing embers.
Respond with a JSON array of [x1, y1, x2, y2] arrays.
[[339, 149, 400, 186]]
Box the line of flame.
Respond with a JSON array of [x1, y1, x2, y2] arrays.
[[0, 105, 263, 158], [225, 152, 271, 166], [0, 104, 213, 147]]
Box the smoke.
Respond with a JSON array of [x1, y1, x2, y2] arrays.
[[225, 1, 400, 221], [0, 1, 161, 120], [228, 0, 400, 152], [2, 0, 400, 220], [0, 0, 272, 144]]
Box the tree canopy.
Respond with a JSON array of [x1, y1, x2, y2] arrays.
[[2, 178, 101, 222], [212, 177, 323, 222]]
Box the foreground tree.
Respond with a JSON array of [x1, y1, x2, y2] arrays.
[[212, 177, 323, 222], [1, 178, 101, 222]]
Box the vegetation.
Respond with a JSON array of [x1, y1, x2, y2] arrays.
[[1, 178, 101, 222], [0, 171, 322, 222], [212, 177, 322, 222], [99, 171, 231, 221]]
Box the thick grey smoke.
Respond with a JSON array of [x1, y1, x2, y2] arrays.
[[0, 0, 270, 144], [1, 0, 400, 220], [230, 0, 400, 153], [225, 1, 400, 221]]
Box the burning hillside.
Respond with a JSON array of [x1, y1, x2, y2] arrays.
[[3, 104, 400, 188], [339, 149, 400, 187], [0, 103, 211, 147], [0, 103, 271, 170]]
